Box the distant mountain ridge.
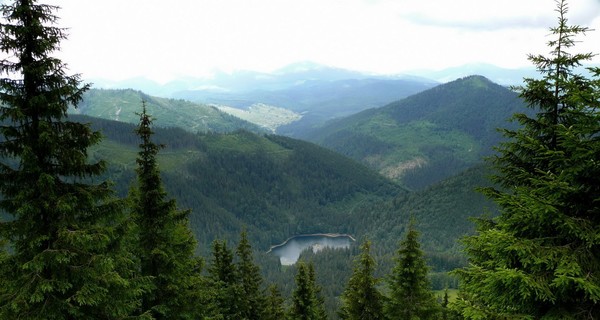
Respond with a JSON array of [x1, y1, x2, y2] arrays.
[[170, 63, 439, 135], [303, 75, 526, 190], [70, 88, 264, 133], [88, 62, 440, 136], [85, 61, 553, 137], [88, 61, 549, 96]]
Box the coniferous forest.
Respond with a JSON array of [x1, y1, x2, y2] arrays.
[[0, 0, 599, 319]]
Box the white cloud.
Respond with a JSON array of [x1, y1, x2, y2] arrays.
[[43, 0, 600, 81]]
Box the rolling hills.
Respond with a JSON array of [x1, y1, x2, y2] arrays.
[[303, 75, 526, 190], [76, 113, 495, 256], [70, 88, 265, 133], [73, 113, 499, 317], [64, 75, 521, 315], [170, 63, 438, 135]]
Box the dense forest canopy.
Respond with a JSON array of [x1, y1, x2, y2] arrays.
[[0, 0, 598, 319]]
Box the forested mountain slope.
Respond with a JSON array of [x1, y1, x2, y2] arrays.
[[77, 114, 495, 256], [76, 115, 402, 253], [170, 62, 438, 136], [74, 114, 499, 316], [304, 75, 525, 190], [70, 88, 264, 133]]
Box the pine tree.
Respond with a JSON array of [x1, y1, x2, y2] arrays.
[[455, 1, 600, 318], [339, 239, 385, 320], [385, 220, 439, 320], [208, 239, 244, 319], [131, 102, 203, 319], [289, 261, 327, 320], [0, 0, 142, 318], [308, 262, 328, 320], [264, 284, 287, 320], [235, 229, 267, 320]]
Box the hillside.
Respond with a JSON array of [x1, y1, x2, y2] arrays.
[[72, 114, 500, 316], [76, 114, 403, 252], [70, 88, 264, 133], [76, 114, 497, 254], [303, 75, 525, 190], [169, 63, 438, 136]]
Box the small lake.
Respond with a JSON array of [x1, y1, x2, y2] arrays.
[[268, 233, 355, 265]]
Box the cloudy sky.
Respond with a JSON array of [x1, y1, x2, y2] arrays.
[[43, 0, 600, 82]]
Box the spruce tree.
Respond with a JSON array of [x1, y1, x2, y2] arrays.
[[385, 220, 439, 320], [131, 102, 203, 319], [207, 239, 244, 319], [0, 0, 142, 318], [308, 262, 328, 320], [289, 261, 327, 320], [264, 284, 286, 320], [339, 239, 385, 320], [455, 1, 600, 318], [235, 229, 267, 320]]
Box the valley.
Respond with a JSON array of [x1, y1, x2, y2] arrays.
[[4, 0, 598, 317], [69, 70, 513, 313]]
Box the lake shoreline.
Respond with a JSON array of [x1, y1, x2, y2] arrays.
[[266, 233, 356, 253]]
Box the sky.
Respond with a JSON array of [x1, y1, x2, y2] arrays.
[[39, 0, 600, 82]]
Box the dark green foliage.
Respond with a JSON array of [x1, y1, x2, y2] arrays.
[[290, 261, 327, 320], [76, 116, 496, 317], [207, 240, 244, 319], [74, 113, 501, 318], [265, 284, 287, 320], [236, 229, 267, 319], [131, 103, 203, 319], [339, 239, 385, 320], [0, 1, 142, 318], [306, 75, 526, 189], [385, 220, 439, 320], [455, 1, 600, 318], [174, 132, 402, 252]]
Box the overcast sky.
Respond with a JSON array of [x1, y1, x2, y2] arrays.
[[42, 0, 600, 82]]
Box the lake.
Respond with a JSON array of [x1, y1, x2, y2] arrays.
[[268, 233, 355, 265]]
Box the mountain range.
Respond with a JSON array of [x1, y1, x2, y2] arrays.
[[89, 61, 542, 97], [69, 73, 524, 257], [62, 71, 531, 315], [303, 75, 526, 189], [86, 62, 544, 137], [74, 74, 527, 192]]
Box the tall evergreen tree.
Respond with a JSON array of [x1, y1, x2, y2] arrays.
[[0, 0, 142, 318], [264, 284, 287, 320], [131, 102, 203, 319], [385, 220, 439, 320], [289, 261, 327, 320], [207, 239, 244, 319], [339, 239, 385, 320], [308, 262, 328, 320], [455, 1, 600, 318], [235, 229, 267, 320]]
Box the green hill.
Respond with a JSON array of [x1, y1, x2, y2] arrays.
[[304, 75, 525, 190], [76, 113, 496, 256], [70, 88, 264, 133], [76, 114, 403, 253], [72, 114, 499, 317]]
